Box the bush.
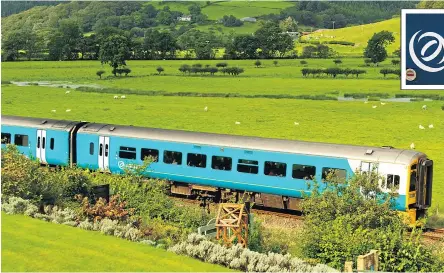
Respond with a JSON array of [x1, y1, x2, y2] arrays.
[[216, 62, 227, 68], [273, 60, 278, 66], [168, 233, 339, 272], [96, 70, 105, 79], [300, 170, 444, 271], [80, 194, 135, 222], [254, 60, 261, 67], [391, 59, 400, 65], [156, 66, 164, 74], [2, 196, 39, 216], [300, 60, 308, 65], [364, 59, 372, 66], [380, 68, 401, 78], [442, 105, 444, 111], [333, 59, 342, 65]]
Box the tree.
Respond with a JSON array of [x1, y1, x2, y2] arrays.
[[229, 34, 259, 59], [279, 16, 298, 32], [254, 21, 293, 58], [254, 60, 262, 68], [99, 35, 130, 76], [391, 59, 400, 65], [333, 59, 342, 65], [2, 30, 26, 61], [156, 66, 164, 74], [48, 19, 83, 61], [364, 31, 395, 65], [220, 15, 243, 27], [273, 60, 278, 66], [96, 70, 105, 79]]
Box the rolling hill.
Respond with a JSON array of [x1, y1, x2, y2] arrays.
[[300, 18, 401, 57]]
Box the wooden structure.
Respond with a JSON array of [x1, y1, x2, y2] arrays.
[[215, 203, 249, 248], [343, 261, 353, 273], [357, 249, 379, 271]]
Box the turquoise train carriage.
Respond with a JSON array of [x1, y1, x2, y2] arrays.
[[1, 115, 434, 223]]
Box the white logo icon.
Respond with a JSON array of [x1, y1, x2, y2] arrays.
[[118, 161, 125, 169], [409, 30, 444, 72]]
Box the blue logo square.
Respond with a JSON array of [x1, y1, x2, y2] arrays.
[[402, 9, 444, 89]]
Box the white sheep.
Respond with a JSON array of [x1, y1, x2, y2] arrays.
[[419, 125, 425, 129], [120, 95, 126, 99], [65, 90, 70, 94], [235, 121, 241, 125], [380, 102, 386, 105], [204, 106, 208, 112], [66, 109, 71, 112], [372, 105, 377, 109], [114, 96, 119, 99], [422, 105, 427, 110], [294, 122, 299, 126], [410, 143, 415, 149], [364, 101, 369, 104], [429, 124, 434, 129], [51, 110, 56, 113]]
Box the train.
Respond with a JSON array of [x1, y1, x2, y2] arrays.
[[1, 115, 434, 223]]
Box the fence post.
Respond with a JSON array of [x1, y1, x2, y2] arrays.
[[344, 261, 353, 272]]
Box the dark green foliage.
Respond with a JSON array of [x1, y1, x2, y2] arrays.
[[300, 60, 308, 65], [333, 59, 342, 65], [273, 60, 278, 66], [391, 59, 400, 65], [156, 66, 164, 74], [364, 31, 395, 64], [395, 93, 444, 100], [220, 15, 243, 27], [215, 62, 227, 68], [344, 92, 390, 99], [380, 68, 400, 78], [442, 105, 444, 111], [99, 35, 130, 75], [301, 170, 444, 271], [301, 68, 366, 78], [254, 21, 294, 58], [254, 60, 262, 67], [364, 58, 373, 66], [96, 70, 105, 79], [302, 44, 336, 58]]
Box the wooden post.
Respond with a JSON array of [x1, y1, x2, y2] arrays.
[[357, 249, 379, 271], [344, 261, 353, 272]]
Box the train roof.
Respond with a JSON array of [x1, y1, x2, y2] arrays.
[[78, 120, 423, 165], [1, 115, 79, 132], [1, 115, 425, 164]]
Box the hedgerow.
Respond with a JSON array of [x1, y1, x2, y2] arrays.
[[301, 68, 366, 78]]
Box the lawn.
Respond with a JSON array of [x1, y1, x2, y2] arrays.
[[1, 84, 443, 210], [1, 212, 231, 272]]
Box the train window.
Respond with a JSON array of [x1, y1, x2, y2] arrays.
[[37, 137, 40, 148], [42, 137, 46, 149], [14, 134, 28, 146], [237, 159, 258, 174], [89, 142, 94, 155], [292, 164, 316, 180], [212, 156, 232, 171], [322, 167, 347, 181], [141, 148, 159, 162], [119, 146, 136, 160], [264, 161, 287, 177], [409, 164, 417, 192], [1, 133, 11, 144], [187, 153, 206, 168], [387, 174, 400, 190], [50, 138, 55, 150], [164, 151, 182, 165]]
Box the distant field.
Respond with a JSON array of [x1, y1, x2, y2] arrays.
[[2, 82, 443, 210], [3, 59, 442, 98], [1, 212, 231, 272], [202, 1, 293, 20], [301, 18, 401, 56]]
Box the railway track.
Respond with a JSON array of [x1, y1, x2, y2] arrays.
[[422, 228, 444, 241]]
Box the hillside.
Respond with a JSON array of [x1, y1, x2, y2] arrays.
[[300, 18, 401, 57]]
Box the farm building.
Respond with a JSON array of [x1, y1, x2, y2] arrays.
[[240, 17, 257, 22]]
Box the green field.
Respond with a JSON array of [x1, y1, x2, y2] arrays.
[[1, 59, 443, 211], [1, 212, 231, 272], [301, 18, 401, 56], [2, 59, 442, 98]]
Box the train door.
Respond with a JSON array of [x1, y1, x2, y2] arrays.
[[98, 136, 110, 171], [360, 161, 376, 175], [36, 129, 47, 164]]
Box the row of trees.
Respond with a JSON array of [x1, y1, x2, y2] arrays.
[[178, 64, 245, 76], [2, 20, 296, 62], [301, 67, 367, 78]]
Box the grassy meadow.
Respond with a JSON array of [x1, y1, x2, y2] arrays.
[[1, 212, 231, 272], [1, 59, 443, 211], [301, 18, 401, 56]]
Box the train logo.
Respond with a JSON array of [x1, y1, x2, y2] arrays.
[[402, 9, 444, 89]]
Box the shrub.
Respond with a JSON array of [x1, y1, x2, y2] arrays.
[[192, 63, 202, 68], [300, 60, 308, 65], [179, 64, 190, 74], [2, 196, 38, 216], [96, 70, 105, 79], [391, 59, 400, 65], [364, 59, 372, 66], [156, 66, 164, 75], [121, 67, 131, 76], [333, 59, 342, 65], [300, 170, 444, 271], [216, 62, 227, 68], [380, 68, 401, 78], [273, 60, 278, 66], [80, 194, 135, 222], [442, 105, 444, 111], [168, 233, 339, 272], [254, 60, 261, 67]]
